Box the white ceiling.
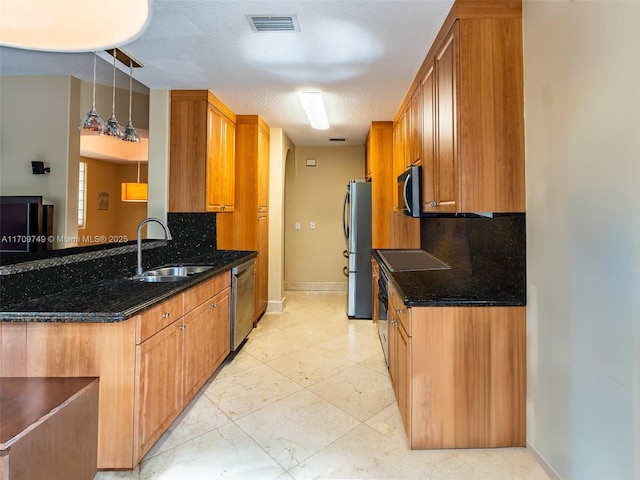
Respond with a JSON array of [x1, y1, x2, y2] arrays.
[[0, 0, 454, 147]]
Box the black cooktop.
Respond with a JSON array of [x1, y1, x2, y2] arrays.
[[378, 249, 450, 272]]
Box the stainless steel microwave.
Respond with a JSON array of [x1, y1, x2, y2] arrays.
[[398, 165, 421, 217]]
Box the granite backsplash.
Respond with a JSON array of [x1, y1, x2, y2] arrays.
[[419, 213, 526, 301], [0, 213, 219, 307]]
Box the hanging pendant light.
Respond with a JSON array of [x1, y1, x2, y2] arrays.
[[122, 160, 148, 202], [79, 52, 105, 133], [122, 60, 140, 143], [102, 48, 123, 138]]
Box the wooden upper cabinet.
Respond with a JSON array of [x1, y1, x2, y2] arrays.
[[169, 90, 236, 213], [367, 122, 393, 249], [401, 1, 525, 214], [257, 122, 270, 213], [408, 85, 423, 166]]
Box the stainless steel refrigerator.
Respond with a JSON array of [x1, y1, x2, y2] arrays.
[[342, 180, 372, 318]]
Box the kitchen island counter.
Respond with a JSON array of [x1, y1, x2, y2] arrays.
[[0, 249, 256, 323]]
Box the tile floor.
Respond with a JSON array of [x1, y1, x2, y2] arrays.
[[95, 291, 550, 480]]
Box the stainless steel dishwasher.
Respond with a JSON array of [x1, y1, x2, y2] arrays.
[[230, 258, 255, 351]]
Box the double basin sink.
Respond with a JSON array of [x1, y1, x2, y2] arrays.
[[130, 265, 214, 283]]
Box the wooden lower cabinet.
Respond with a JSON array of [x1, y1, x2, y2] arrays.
[[134, 318, 183, 460], [0, 271, 232, 470], [387, 283, 525, 449]]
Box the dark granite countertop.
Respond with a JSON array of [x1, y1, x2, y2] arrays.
[[1, 250, 256, 323], [373, 249, 526, 307]]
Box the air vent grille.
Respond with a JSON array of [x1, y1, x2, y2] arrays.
[[329, 137, 348, 142], [248, 15, 300, 32]]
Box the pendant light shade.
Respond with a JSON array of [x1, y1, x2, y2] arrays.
[[102, 48, 123, 138], [122, 61, 140, 143], [79, 52, 105, 133], [122, 161, 148, 202]]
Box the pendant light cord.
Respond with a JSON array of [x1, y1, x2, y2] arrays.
[[111, 48, 117, 115], [91, 52, 97, 109], [128, 61, 133, 123]]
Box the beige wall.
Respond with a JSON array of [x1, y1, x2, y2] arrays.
[[267, 128, 295, 311], [523, 1, 640, 479], [284, 146, 365, 290], [79, 158, 147, 246]]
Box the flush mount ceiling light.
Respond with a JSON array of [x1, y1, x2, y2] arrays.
[[0, 0, 149, 52], [298, 92, 330, 130]]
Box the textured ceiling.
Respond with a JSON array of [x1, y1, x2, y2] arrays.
[[0, 0, 454, 146]]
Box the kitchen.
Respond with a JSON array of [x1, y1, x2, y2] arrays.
[[1, 1, 639, 480]]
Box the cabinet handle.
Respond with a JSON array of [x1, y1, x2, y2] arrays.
[[209, 302, 218, 309], [396, 308, 402, 315], [430, 200, 456, 207], [162, 312, 170, 318], [179, 324, 186, 330]]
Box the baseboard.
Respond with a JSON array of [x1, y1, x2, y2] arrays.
[[283, 282, 347, 291], [527, 441, 563, 480], [266, 297, 287, 313]]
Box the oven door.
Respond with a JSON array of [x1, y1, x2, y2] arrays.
[[377, 271, 389, 367]]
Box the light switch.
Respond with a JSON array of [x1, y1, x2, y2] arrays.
[[310, 222, 316, 230], [295, 222, 301, 230]]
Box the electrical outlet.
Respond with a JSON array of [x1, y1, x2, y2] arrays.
[[310, 222, 316, 230], [295, 222, 301, 230]]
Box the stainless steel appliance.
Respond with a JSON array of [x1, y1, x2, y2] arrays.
[[377, 268, 389, 366], [231, 258, 255, 351], [342, 180, 372, 318], [398, 165, 421, 217]]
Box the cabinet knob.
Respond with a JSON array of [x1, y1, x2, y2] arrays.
[[430, 201, 437, 207], [179, 324, 186, 330], [162, 312, 170, 318], [396, 308, 402, 315], [209, 303, 218, 309]]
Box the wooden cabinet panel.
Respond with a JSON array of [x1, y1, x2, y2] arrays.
[[136, 295, 183, 344], [134, 320, 183, 461], [210, 287, 231, 370], [169, 90, 236, 213], [256, 214, 268, 319], [182, 301, 215, 403], [409, 306, 526, 449], [399, 2, 525, 214], [367, 122, 394, 249], [219, 115, 269, 321]]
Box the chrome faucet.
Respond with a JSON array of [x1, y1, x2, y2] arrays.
[[136, 217, 172, 275]]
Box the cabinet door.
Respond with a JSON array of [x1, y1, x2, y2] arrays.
[[210, 287, 231, 372], [421, 64, 437, 211], [392, 120, 404, 212], [182, 302, 215, 404], [409, 86, 422, 166], [433, 27, 459, 212], [396, 322, 410, 441], [256, 214, 268, 319], [257, 125, 270, 213], [206, 104, 235, 212], [134, 321, 183, 462]]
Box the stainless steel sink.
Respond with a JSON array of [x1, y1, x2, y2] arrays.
[[130, 265, 214, 282]]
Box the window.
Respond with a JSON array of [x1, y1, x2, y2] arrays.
[[78, 161, 87, 228]]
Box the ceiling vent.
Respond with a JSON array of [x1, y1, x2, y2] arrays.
[[248, 15, 300, 32], [329, 137, 348, 142]]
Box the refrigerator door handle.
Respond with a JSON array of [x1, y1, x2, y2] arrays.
[[343, 266, 349, 277], [342, 184, 350, 245], [343, 250, 349, 258]]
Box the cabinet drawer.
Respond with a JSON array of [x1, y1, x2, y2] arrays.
[[389, 284, 411, 336], [136, 296, 184, 344], [184, 271, 231, 313]]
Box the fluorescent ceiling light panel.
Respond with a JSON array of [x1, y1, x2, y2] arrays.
[[298, 92, 329, 130], [0, 0, 150, 52]]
